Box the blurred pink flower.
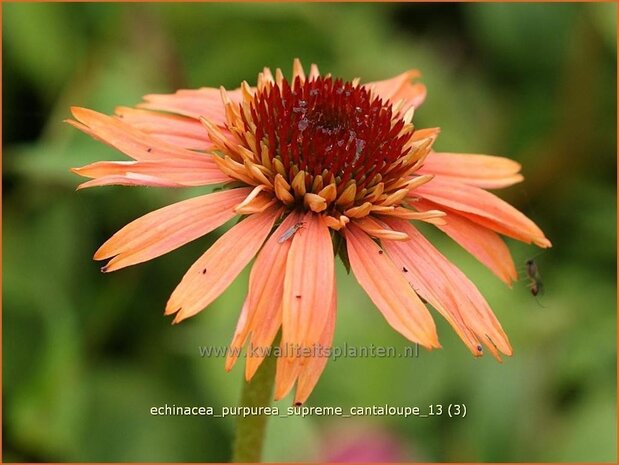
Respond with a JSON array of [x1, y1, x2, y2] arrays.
[[322, 425, 413, 462]]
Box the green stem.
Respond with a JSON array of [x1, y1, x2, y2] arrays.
[[231, 348, 277, 463]]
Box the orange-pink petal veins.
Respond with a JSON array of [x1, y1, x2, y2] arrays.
[[415, 199, 518, 285], [68, 107, 209, 162], [294, 285, 337, 405], [368, 69, 427, 111], [115, 106, 215, 151], [240, 211, 304, 379], [411, 127, 441, 143], [444, 264, 513, 359], [282, 212, 335, 355], [352, 216, 410, 240], [245, 303, 282, 381], [234, 186, 277, 215], [72, 159, 230, 188], [138, 87, 246, 125], [166, 206, 282, 323], [415, 176, 551, 248], [344, 223, 440, 349], [96, 187, 251, 272], [381, 218, 511, 359], [418, 152, 524, 189], [225, 297, 250, 372], [76, 173, 186, 189], [274, 344, 303, 401]]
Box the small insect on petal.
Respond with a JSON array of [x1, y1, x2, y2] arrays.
[[277, 221, 306, 244]]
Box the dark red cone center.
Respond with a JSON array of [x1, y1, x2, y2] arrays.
[[246, 76, 410, 189]]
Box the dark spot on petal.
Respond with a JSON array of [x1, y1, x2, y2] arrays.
[[378, 250, 384, 255], [477, 345, 483, 352], [295, 295, 301, 299], [202, 268, 207, 274], [402, 266, 408, 272], [146, 147, 152, 152], [294, 401, 302, 406]]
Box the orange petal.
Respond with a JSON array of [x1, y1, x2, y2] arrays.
[[415, 199, 517, 285], [381, 218, 512, 360], [225, 298, 250, 372], [243, 211, 305, 380], [166, 206, 282, 323], [282, 213, 335, 353], [68, 107, 208, 162], [234, 186, 276, 215], [368, 69, 426, 111], [293, 284, 337, 405], [411, 127, 440, 142], [72, 159, 230, 188], [76, 173, 185, 189], [246, 311, 283, 381], [274, 345, 303, 401], [352, 216, 410, 240], [115, 106, 215, 151], [415, 176, 551, 248], [96, 187, 251, 271], [344, 223, 440, 348], [138, 87, 246, 124], [374, 206, 447, 225], [418, 152, 524, 189]]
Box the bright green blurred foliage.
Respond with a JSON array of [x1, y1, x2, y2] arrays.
[[3, 3, 616, 462]]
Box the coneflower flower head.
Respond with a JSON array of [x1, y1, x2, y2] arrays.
[[70, 59, 551, 404]]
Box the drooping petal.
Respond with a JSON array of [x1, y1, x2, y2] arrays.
[[282, 212, 335, 353], [344, 223, 440, 348], [222, 212, 302, 375], [414, 176, 551, 247], [294, 284, 337, 405], [274, 345, 303, 401], [381, 218, 512, 359], [96, 187, 251, 272], [68, 107, 209, 162], [166, 206, 281, 323], [243, 211, 304, 380], [418, 152, 524, 189], [368, 69, 426, 111], [414, 199, 518, 285], [225, 298, 250, 371], [277, 223, 337, 402], [115, 106, 215, 151], [244, 304, 282, 380], [137, 87, 246, 125], [73, 158, 230, 188]]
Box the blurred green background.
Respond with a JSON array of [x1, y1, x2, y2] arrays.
[[3, 2, 617, 463]]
